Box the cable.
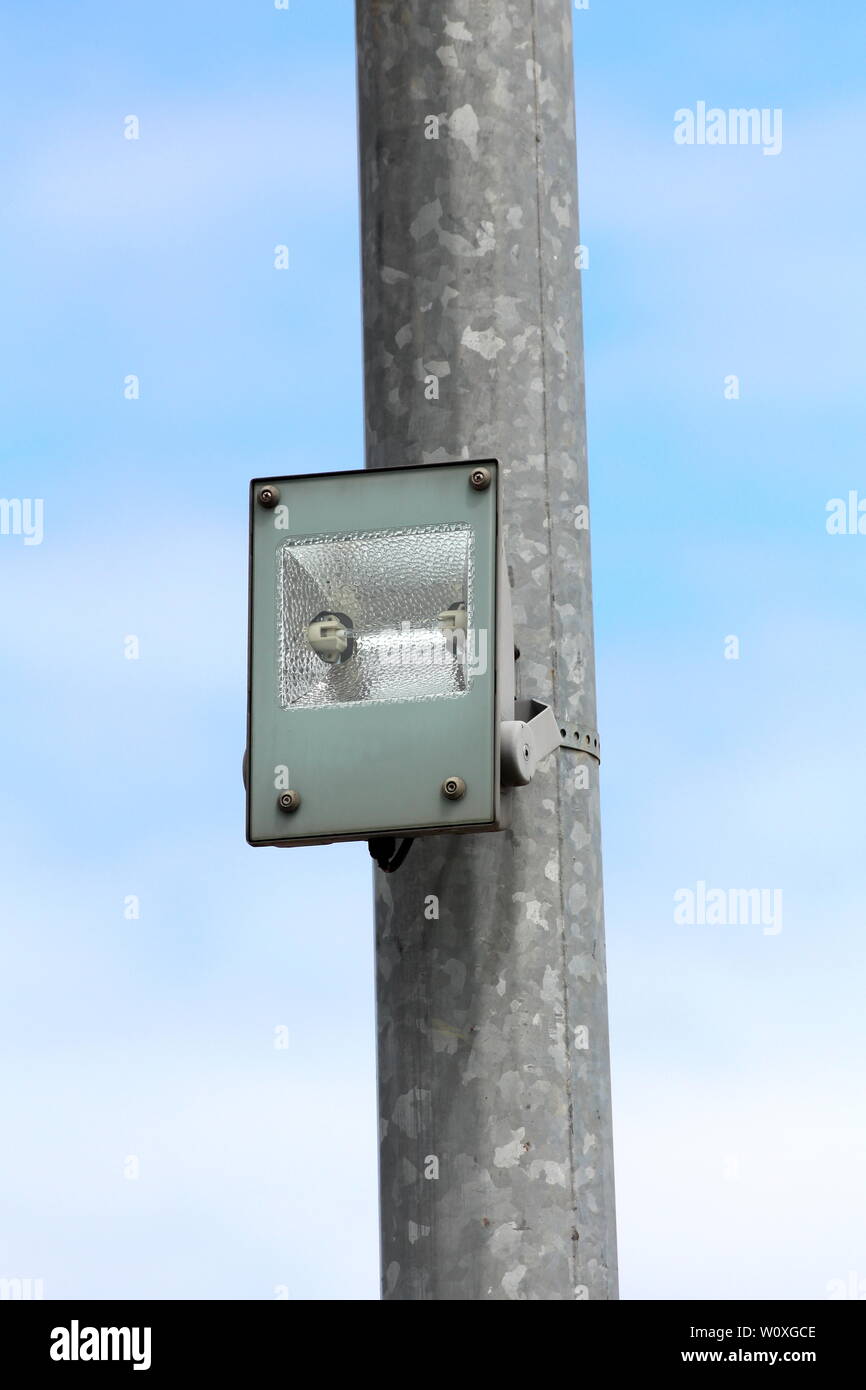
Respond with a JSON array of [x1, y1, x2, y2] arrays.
[[368, 836, 415, 874]]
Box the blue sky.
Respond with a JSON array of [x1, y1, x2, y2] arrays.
[[1, 0, 864, 1300]]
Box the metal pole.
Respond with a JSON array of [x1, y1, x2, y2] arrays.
[[356, 0, 617, 1301]]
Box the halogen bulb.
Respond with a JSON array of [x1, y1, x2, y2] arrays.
[[306, 611, 355, 665]]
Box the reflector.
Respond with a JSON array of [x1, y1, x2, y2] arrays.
[[278, 523, 474, 708]]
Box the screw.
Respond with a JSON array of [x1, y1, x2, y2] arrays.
[[442, 776, 466, 800], [469, 466, 491, 491], [522, 743, 531, 762], [258, 486, 280, 509], [277, 790, 301, 813]]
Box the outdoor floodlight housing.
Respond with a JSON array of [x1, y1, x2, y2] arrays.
[[246, 459, 516, 848]]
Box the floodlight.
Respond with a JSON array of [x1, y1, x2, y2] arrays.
[[246, 460, 561, 849]]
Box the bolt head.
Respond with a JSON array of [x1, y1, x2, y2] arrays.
[[258, 486, 280, 509], [277, 790, 301, 813], [442, 776, 467, 801], [469, 466, 491, 491]]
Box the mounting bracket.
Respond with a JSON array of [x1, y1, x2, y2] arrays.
[[501, 700, 601, 787]]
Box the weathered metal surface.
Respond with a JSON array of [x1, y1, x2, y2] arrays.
[[357, 0, 617, 1301]]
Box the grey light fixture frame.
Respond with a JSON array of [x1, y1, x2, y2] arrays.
[[247, 459, 517, 848]]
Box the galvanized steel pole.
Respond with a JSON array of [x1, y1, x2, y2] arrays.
[[356, 0, 617, 1301]]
